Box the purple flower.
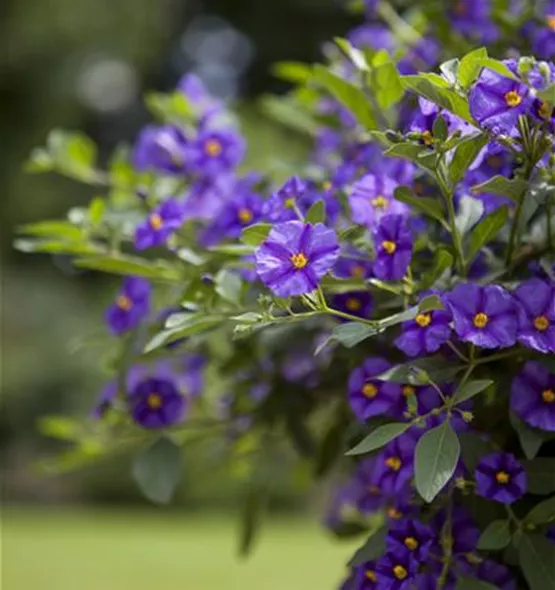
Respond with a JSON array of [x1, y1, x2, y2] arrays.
[[418, 384, 472, 433], [105, 277, 151, 335], [394, 294, 452, 357], [368, 434, 416, 496], [333, 248, 373, 280], [372, 215, 413, 281], [353, 561, 381, 589], [375, 551, 419, 590], [331, 291, 373, 320], [262, 176, 307, 222], [348, 357, 402, 421], [469, 65, 533, 135], [134, 198, 184, 250], [92, 381, 118, 418], [177, 73, 221, 118], [475, 560, 517, 590], [475, 451, 527, 504], [185, 128, 245, 176], [448, 0, 498, 43], [386, 518, 434, 562], [129, 376, 187, 429], [511, 361, 555, 431], [255, 221, 339, 297], [531, 3, 555, 59], [349, 174, 407, 229], [348, 24, 394, 52], [398, 37, 439, 76], [514, 278, 555, 354], [132, 125, 188, 175], [443, 283, 518, 349]]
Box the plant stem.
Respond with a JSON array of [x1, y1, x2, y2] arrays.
[[436, 170, 466, 276]]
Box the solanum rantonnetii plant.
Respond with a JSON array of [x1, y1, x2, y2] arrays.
[[19, 1, 555, 588]]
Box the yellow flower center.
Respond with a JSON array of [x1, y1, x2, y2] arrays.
[[284, 197, 296, 209], [421, 130, 434, 146], [496, 471, 510, 484], [116, 294, 133, 311], [538, 101, 552, 120], [149, 213, 163, 230], [346, 297, 362, 312], [547, 15, 555, 31], [238, 208, 253, 224], [322, 180, 332, 191], [290, 252, 308, 269], [505, 90, 522, 107], [473, 312, 489, 329], [402, 385, 416, 398], [362, 383, 378, 399], [387, 507, 402, 520], [534, 315, 550, 331], [350, 264, 365, 278], [147, 393, 163, 409], [385, 456, 402, 472], [542, 389, 555, 403], [365, 570, 377, 582], [415, 313, 431, 328], [371, 195, 388, 210], [204, 139, 222, 157], [404, 537, 419, 551], [381, 240, 397, 254], [393, 565, 408, 580]]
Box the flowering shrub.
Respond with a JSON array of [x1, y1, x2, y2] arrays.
[[19, 1, 555, 588]]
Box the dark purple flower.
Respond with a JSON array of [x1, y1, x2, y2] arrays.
[[475, 560, 517, 590], [349, 174, 407, 229], [386, 518, 434, 562], [262, 176, 307, 222], [348, 24, 394, 52], [177, 73, 221, 118], [531, 3, 555, 59], [185, 128, 245, 176], [375, 551, 419, 590], [255, 221, 339, 297], [394, 294, 452, 357], [132, 125, 188, 175], [372, 215, 413, 281], [134, 198, 184, 250], [398, 37, 439, 76], [105, 277, 151, 335], [469, 65, 533, 135], [353, 560, 381, 589], [475, 452, 527, 504], [129, 376, 187, 429], [181, 173, 232, 221], [331, 291, 373, 320], [514, 278, 555, 354], [333, 248, 373, 280], [348, 357, 403, 421], [92, 380, 118, 418], [368, 434, 416, 496], [443, 283, 518, 349], [511, 361, 555, 431], [448, 0, 498, 43]]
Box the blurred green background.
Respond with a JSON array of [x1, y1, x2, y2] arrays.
[[2, 0, 359, 588]]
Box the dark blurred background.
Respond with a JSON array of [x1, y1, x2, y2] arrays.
[[3, 2, 359, 588]]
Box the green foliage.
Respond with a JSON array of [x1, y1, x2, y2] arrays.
[[517, 533, 555, 590], [346, 423, 411, 456], [477, 520, 511, 550]]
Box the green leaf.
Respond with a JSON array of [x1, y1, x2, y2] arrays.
[[418, 294, 444, 313], [312, 64, 377, 130], [466, 206, 508, 262], [144, 315, 223, 353], [455, 577, 499, 590], [38, 416, 82, 441], [238, 482, 267, 558], [471, 175, 528, 204], [271, 61, 312, 84], [477, 519, 511, 550], [88, 197, 106, 226], [368, 50, 404, 110], [384, 143, 438, 173], [478, 58, 519, 81], [259, 94, 318, 136], [145, 91, 193, 123], [401, 74, 475, 124], [524, 495, 555, 525], [394, 186, 445, 224], [518, 533, 555, 590], [440, 58, 460, 86], [420, 248, 453, 290], [14, 238, 103, 256], [330, 321, 379, 348], [458, 47, 488, 88], [74, 255, 182, 281], [378, 356, 463, 384], [18, 220, 83, 241], [452, 380, 493, 405], [240, 223, 272, 246], [432, 115, 449, 141], [537, 83, 555, 103], [348, 527, 387, 566], [215, 269, 243, 306], [415, 421, 460, 503], [511, 413, 544, 459], [346, 423, 411, 456], [305, 200, 326, 224], [132, 436, 181, 505], [524, 458, 555, 495], [449, 133, 490, 185], [334, 37, 369, 72]]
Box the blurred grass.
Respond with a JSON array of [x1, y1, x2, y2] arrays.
[[3, 509, 356, 590]]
